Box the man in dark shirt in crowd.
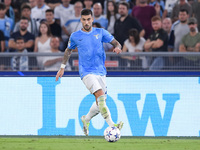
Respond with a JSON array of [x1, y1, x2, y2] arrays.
[[114, 1, 145, 46], [9, 17, 35, 52], [144, 16, 168, 70], [132, 0, 156, 39], [45, 9, 61, 38]]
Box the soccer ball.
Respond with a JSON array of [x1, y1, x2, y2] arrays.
[[104, 126, 121, 142]]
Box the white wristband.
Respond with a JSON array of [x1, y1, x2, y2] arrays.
[[60, 64, 66, 69]]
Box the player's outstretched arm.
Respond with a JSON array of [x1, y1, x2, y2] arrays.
[[110, 39, 122, 54], [56, 48, 72, 81]]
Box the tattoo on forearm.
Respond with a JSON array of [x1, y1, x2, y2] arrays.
[[62, 48, 72, 64], [110, 39, 122, 49]]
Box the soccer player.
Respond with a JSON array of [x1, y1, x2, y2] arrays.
[[56, 9, 123, 136]]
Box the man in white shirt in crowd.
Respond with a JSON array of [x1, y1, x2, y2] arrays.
[[63, 1, 83, 37], [54, 0, 74, 46], [31, 0, 50, 23]]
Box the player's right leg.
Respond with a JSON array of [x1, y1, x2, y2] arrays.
[[81, 74, 101, 135], [80, 102, 99, 136], [81, 115, 90, 136]]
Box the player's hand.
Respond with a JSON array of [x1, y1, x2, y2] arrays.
[[56, 68, 64, 81], [113, 47, 122, 54]]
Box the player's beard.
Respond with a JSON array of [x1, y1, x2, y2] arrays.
[[83, 25, 91, 31]]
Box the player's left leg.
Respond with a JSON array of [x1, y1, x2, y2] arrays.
[[94, 90, 115, 127], [95, 75, 124, 130]]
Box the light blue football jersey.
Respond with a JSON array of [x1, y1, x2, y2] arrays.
[[68, 27, 114, 79]]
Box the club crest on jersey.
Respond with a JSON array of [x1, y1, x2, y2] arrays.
[[93, 34, 99, 39]]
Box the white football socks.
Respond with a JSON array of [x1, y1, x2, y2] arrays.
[[85, 102, 100, 123], [84, 95, 115, 127], [97, 95, 114, 127]]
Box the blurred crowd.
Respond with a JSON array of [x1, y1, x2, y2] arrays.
[[0, 0, 200, 71]]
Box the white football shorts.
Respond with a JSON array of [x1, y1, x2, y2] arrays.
[[82, 74, 107, 94]]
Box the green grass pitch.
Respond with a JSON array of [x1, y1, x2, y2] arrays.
[[0, 136, 200, 150]]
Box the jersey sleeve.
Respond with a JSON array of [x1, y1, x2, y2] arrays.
[[67, 33, 77, 49], [102, 28, 114, 43]]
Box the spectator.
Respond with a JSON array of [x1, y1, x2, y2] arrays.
[[4, 0, 15, 23], [162, 0, 178, 19], [34, 21, 52, 69], [162, 17, 173, 67], [106, 0, 120, 35], [31, 0, 50, 23], [171, 0, 192, 23], [0, 30, 5, 52], [11, 0, 28, 16], [9, 17, 35, 52], [144, 16, 168, 70], [29, 0, 37, 8], [177, 17, 200, 69], [14, 4, 38, 37], [11, 37, 29, 71], [93, 3, 108, 29], [162, 17, 173, 53], [162, 17, 172, 37], [43, 36, 71, 71], [114, 1, 144, 46], [192, 0, 200, 31], [0, 3, 14, 50], [45, 9, 61, 38], [54, 0, 74, 46], [54, 0, 74, 25], [169, 9, 190, 52], [83, 0, 93, 10], [132, 0, 156, 39], [63, 1, 83, 37], [148, 0, 165, 17], [122, 28, 147, 69], [45, 0, 62, 9]]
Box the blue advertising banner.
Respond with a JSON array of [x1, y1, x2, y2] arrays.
[[0, 76, 200, 136]]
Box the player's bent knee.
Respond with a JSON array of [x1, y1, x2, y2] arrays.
[[97, 95, 109, 119]]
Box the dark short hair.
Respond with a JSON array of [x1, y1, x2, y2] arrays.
[[118, 1, 130, 10], [45, 9, 54, 14], [92, 22, 102, 28], [15, 37, 25, 42], [179, 8, 188, 14], [0, 3, 6, 10], [81, 9, 93, 16], [20, 16, 29, 21], [21, 4, 31, 11]]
